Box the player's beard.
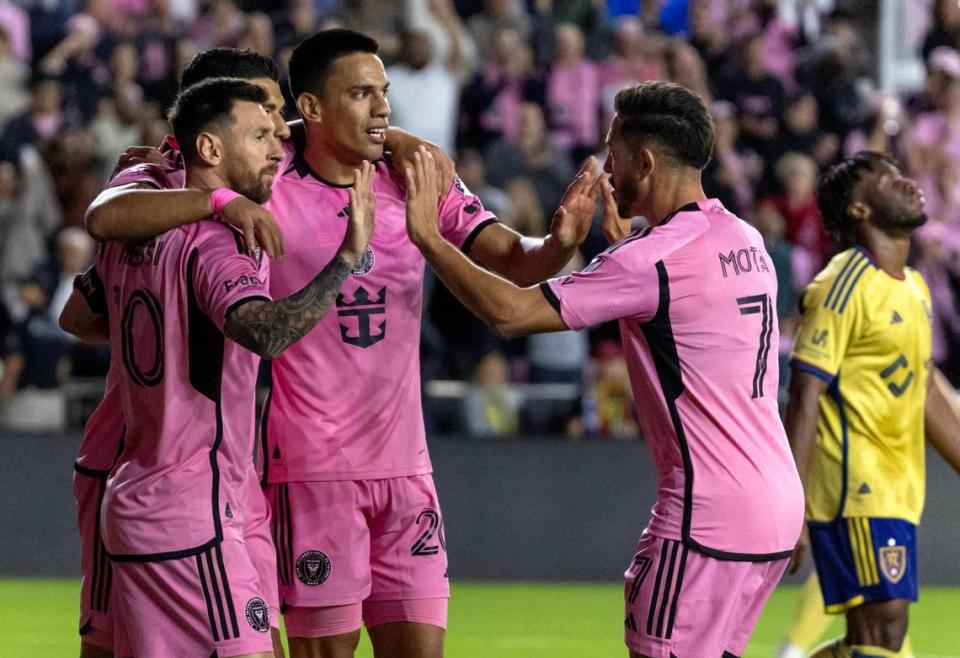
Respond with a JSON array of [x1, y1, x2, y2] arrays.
[[229, 162, 275, 205], [616, 174, 639, 218], [874, 208, 928, 234]]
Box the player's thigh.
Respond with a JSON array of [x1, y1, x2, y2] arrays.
[[623, 532, 777, 658], [75, 473, 115, 650], [244, 479, 281, 628], [111, 540, 275, 658], [288, 629, 361, 658], [368, 621, 445, 658], [268, 481, 372, 612], [846, 598, 910, 649], [367, 475, 450, 608]]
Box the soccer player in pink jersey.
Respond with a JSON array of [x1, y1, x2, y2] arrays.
[[259, 30, 600, 658], [69, 77, 375, 657], [60, 48, 293, 658], [404, 80, 805, 657]]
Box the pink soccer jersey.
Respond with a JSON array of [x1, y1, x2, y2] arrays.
[[94, 219, 271, 558], [74, 138, 185, 473], [544, 199, 804, 559], [261, 157, 496, 483]]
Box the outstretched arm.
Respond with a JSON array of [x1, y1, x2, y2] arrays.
[[405, 149, 566, 338], [86, 183, 285, 260], [926, 366, 960, 475], [466, 158, 603, 286], [224, 162, 375, 359]]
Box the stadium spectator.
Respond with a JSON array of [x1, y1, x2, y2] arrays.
[[464, 350, 521, 436], [772, 152, 831, 274], [467, 0, 531, 61], [597, 16, 663, 127], [485, 101, 574, 216], [702, 99, 761, 216], [545, 22, 599, 163], [1, 72, 66, 154], [922, 0, 960, 60], [387, 0, 472, 155]]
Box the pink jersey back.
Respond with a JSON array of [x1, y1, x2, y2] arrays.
[[262, 157, 496, 482], [74, 137, 185, 473], [95, 219, 270, 559], [545, 200, 803, 559]]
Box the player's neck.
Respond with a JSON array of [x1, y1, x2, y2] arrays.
[[302, 142, 361, 187], [859, 227, 910, 278], [644, 176, 707, 226], [185, 169, 229, 204]]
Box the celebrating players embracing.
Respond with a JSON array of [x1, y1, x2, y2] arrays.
[[71, 78, 374, 657]]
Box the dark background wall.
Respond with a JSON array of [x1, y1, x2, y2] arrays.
[[2, 433, 958, 585]]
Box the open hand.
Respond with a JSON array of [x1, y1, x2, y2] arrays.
[[551, 156, 602, 250], [600, 175, 631, 244], [405, 147, 441, 247], [344, 160, 376, 262], [221, 196, 286, 262], [390, 130, 454, 199]]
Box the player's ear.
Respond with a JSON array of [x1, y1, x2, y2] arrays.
[[196, 132, 223, 167], [297, 92, 322, 123], [847, 200, 871, 223], [635, 147, 655, 181]]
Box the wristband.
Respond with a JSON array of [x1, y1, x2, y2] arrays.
[[209, 187, 243, 219]]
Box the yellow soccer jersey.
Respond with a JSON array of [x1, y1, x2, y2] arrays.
[[791, 246, 932, 524]]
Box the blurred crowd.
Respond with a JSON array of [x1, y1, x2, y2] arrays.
[[1, 0, 958, 439]]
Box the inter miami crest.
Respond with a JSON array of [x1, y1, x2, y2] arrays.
[[245, 597, 270, 633], [296, 550, 332, 586], [879, 544, 907, 584], [351, 245, 375, 276]]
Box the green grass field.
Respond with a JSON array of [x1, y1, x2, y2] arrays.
[[3, 580, 959, 657]]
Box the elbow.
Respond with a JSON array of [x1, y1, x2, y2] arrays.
[[85, 206, 109, 242], [488, 307, 526, 340]]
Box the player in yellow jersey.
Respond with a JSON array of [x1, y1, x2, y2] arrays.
[[785, 151, 960, 658]]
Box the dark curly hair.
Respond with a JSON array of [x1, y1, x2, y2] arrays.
[[817, 151, 896, 244]]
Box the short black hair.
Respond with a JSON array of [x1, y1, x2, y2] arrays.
[[817, 151, 896, 243], [180, 48, 279, 90], [167, 78, 268, 162], [288, 29, 379, 100], [613, 81, 715, 169]]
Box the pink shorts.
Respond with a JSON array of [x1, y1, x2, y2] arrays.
[[74, 467, 131, 655], [623, 531, 788, 657], [266, 474, 450, 636], [240, 472, 281, 626], [111, 540, 275, 658]]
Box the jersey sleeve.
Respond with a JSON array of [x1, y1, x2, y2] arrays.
[[790, 274, 864, 383], [436, 175, 499, 251], [107, 163, 176, 190], [190, 225, 271, 332], [539, 241, 660, 330], [74, 265, 107, 315]]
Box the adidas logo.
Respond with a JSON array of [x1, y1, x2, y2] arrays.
[[891, 311, 902, 324], [858, 482, 871, 494]]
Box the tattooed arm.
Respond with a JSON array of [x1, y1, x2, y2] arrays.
[[224, 162, 376, 359]]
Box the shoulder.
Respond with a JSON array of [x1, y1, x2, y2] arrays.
[[802, 248, 877, 313]]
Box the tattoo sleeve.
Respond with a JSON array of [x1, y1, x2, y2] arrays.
[[224, 253, 354, 359]]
